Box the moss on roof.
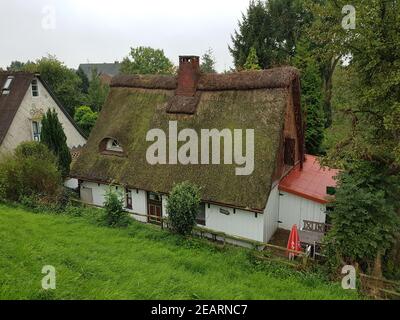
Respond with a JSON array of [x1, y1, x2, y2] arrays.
[[71, 68, 301, 211]]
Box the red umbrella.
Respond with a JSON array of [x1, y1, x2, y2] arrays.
[[287, 224, 302, 259]]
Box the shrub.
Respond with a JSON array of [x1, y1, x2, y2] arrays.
[[166, 182, 201, 236], [103, 188, 130, 227], [0, 142, 62, 202]]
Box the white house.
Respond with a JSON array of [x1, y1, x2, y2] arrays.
[[70, 56, 337, 245], [0, 72, 86, 155]]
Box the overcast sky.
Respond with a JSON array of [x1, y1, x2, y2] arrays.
[[0, 0, 250, 72]]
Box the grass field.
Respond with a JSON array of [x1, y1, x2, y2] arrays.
[[0, 204, 360, 300]]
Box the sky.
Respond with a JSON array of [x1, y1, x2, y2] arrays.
[[0, 0, 250, 72]]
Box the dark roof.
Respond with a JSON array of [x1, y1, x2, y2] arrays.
[[79, 63, 121, 79], [71, 67, 302, 212], [0, 72, 87, 145], [279, 155, 340, 204], [0, 72, 35, 145]]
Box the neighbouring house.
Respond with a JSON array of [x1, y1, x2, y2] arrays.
[[71, 55, 337, 245], [0, 72, 87, 155], [78, 62, 121, 84]]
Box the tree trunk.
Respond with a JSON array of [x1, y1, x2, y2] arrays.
[[322, 56, 340, 128]]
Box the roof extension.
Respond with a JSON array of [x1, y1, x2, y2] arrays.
[[279, 155, 339, 204]]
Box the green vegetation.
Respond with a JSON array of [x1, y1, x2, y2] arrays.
[[103, 188, 130, 228], [87, 70, 110, 112], [200, 48, 217, 73], [243, 47, 261, 71], [73, 106, 98, 136], [0, 142, 61, 203], [121, 46, 175, 75], [0, 204, 359, 300], [166, 182, 201, 235], [40, 109, 72, 178], [310, 0, 400, 278]]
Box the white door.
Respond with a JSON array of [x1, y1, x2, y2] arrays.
[[278, 191, 301, 230]]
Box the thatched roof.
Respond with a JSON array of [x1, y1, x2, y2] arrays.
[[71, 67, 301, 212]]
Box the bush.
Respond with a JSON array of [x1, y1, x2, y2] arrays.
[[0, 142, 62, 203], [166, 182, 201, 236], [103, 188, 130, 227]]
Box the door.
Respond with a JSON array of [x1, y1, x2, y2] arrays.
[[147, 192, 162, 224], [81, 187, 93, 204], [278, 191, 301, 230]]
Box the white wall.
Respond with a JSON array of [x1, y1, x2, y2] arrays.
[[205, 204, 264, 242], [278, 191, 326, 230], [263, 185, 280, 243], [79, 181, 265, 244], [125, 188, 148, 223], [0, 77, 86, 154]]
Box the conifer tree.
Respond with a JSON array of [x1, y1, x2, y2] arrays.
[[40, 109, 72, 178]]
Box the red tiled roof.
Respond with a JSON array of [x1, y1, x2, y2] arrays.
[[279, 155, 340, 204]]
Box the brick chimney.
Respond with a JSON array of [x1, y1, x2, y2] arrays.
[[176, 56, 200, 97]]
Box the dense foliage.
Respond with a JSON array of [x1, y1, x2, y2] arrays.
[[312, 0, 400, 277], [0, 142, 62, 203], [229, 0, 307, 69], [87, 70, 110, 112], [121, 46, 175, 75], [103, 188, 130, 227], [200, 48, 217, 73], [166, 182, 201, 236], [74, 106, 98, 136], [40, 109, 72, 178]]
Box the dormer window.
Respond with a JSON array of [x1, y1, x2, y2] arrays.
[[107, 139, 123, 152], [31, 79, 39, 97], [2, 76, 14, 95], [99, 138, 124, 156]]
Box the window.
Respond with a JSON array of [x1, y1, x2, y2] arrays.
[[31, 79, 39, 97], [32, 121, 41, 141], [106, 139, 123, 152], [284, 138, 295, 166], [99, 138, 124, 155], [196, 203, 206, 226], [2, 76, 14, 95], [126, 188, 133, 210]]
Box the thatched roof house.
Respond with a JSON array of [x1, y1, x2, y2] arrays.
[[71, 56, 312, 243]]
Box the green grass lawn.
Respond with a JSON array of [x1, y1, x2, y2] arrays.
[[0, 204, 360, 300]]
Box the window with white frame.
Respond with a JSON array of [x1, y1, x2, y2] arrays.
[[106, 139, 123, 152], [31, 79, 39, 97], [32, 121, 41, 141], [2, 76, 14, 95]]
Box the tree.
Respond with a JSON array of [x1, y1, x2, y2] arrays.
[[87, 70, 110, 112], [74, 106, 98, 136], [200, 48, 217, 73], [76, 67, 90, 94], [229, 0, 308, 69], [21, 55, 84, 116], [7, 60, 29, 72], [103, 188, 130, 227], [243, 47, 261, 70], [40, 109, 72, 179], [166, 182, 201, 236], [293, 39, 325, 154], [120, 46, 175, 75], [318, 0, 400, 277]]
